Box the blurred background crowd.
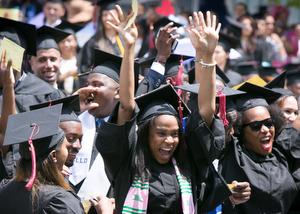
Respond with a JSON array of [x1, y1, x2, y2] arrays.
[[0, 0, 299, 95]]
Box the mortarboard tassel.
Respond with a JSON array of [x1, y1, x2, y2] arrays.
[[217, 88, 229, 127], [176, 58, 186, 132], [25, 124, 39, 190]]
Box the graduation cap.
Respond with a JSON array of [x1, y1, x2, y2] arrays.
[[3, 104, 64, 190], [37, 25, 70, 50], [283, 63, 300, 73], [93, 49, 139, 88], [233, 75, 266, 90], [165, 54, 192, 78], [258, 64, 280, 82], [29, 95, 81, 122], [0, 17, 37, 56], [265, 71, 286, 89], [218, 31, 240, 52], [135, 84, 190, 124], [285, 63, 300, 86], [56, 21, 83, 35], [234, 61, 258, 77], [175, 83, 246, 124], [235, 82, 282, 112], [77, 71, 91, 88], [175, 83, 246, 98]]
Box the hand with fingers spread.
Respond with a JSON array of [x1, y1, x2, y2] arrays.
[[155, 22, 179, 63], [186, 11, 221, 55], [0, 50, 15, 88], [106, 5, 138, 48]]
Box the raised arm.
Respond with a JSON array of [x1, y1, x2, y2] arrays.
[[106, 5, 138, 125], [0, 52, 16, 151], [187, 11, 221, 126]]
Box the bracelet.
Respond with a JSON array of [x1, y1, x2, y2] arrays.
[[194, 59, 217, 69]]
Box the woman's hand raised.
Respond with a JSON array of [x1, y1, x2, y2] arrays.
[[186, 11, 221, 56], [106, 5, 138, 48]]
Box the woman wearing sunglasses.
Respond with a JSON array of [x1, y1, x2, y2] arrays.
[[213, 83, 298, 213]]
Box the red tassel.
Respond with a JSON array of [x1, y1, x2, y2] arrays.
[[217, 89, 229, 127], [25, 124, 39, 191]]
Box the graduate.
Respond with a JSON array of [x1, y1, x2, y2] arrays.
[[0, 105, 84, 213], [197, 67, 298, 213], [56, 21, 82, 95], [0, 17, 65, 182], [96, 6, 235, 213], [30, 25, 70, 90], [29, 95, 83, 176], [0, 17, 65, 113]]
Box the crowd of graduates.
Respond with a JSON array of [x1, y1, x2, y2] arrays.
[[0, 0, 300, 213]]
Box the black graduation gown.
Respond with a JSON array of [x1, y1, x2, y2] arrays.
[[0, 180, 84, 214], [219, 138, 298, 214], [96, 104, 231, 214], [274, 125, 300, 213], [14, 72, 65, 112]]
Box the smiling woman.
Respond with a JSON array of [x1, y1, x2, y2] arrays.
[[217, 83, 298, 213]]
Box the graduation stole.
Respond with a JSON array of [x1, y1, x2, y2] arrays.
[[122, 158, 195, 214]]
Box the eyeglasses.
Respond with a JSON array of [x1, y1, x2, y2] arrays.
[[243, 118, 274, 132]]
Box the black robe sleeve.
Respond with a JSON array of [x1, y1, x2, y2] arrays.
[[185, 109, 226, 164], [95, 103, 139, 182], [184, 109, 230, 212]]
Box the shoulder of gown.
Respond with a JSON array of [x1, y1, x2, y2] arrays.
[[95, 103, 139, 181], [39, 185, 84, 214]]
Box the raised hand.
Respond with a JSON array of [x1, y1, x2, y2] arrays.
[[0, 50, 15, 88], [73, 87, 99, 112], [186, 11, 221, 55], [155, 22, 179, 62], [107, 5, 138, 48]]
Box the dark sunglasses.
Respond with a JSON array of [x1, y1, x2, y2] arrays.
[[243, 118, 274, 132]]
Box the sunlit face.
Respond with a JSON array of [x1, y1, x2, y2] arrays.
[[55, 137, 70, 171], [43, 2, 65, 24], [30, 48, 61, 85], [86, 73, 119, 118], [149, 115, 180, 164], [58, 35, 77, 58], [280, 96, 299, 123], [59, 121, 83, 167], [242, 106, 275, 156], [101, 9, 118, 30], [213, 45, 228, 67]]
